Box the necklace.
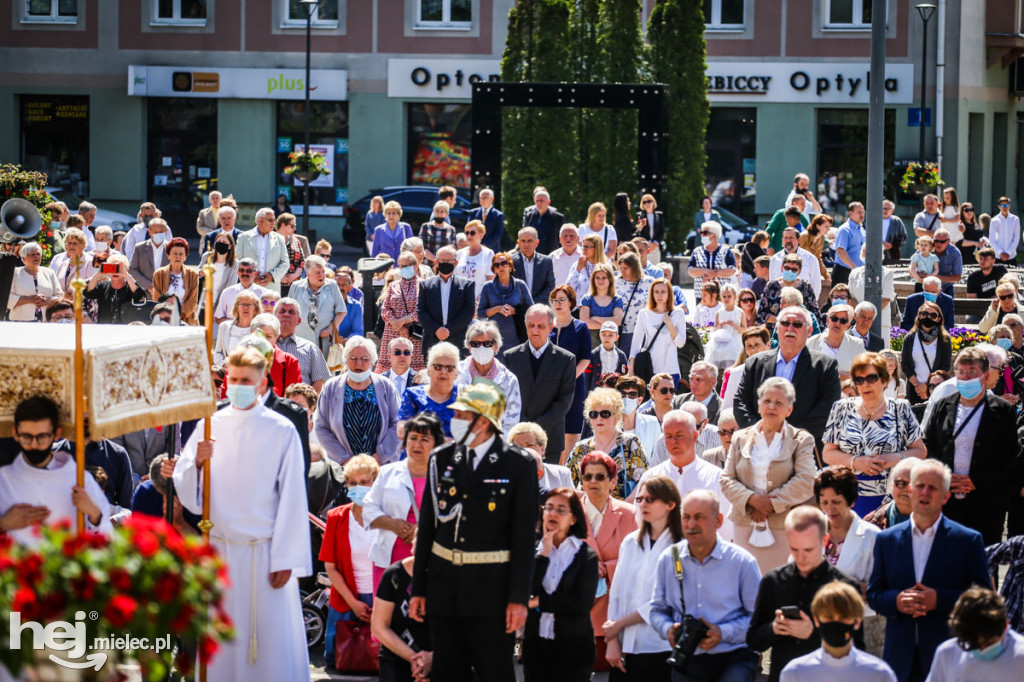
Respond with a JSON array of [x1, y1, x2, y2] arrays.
[[859, 397, 887, 421]]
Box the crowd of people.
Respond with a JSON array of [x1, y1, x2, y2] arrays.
[[3, 179, 1024, 681]]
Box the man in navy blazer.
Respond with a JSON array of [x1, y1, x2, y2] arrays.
[[418, 245, 477, 357], [468, 188, 508, 253], [867, 459, 990, 682], [901, 276, 955, 331], [512, 227, 556, 304], [850, 302, 886, 352]]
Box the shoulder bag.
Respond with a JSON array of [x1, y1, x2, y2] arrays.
[[632, 317, 666, 383]]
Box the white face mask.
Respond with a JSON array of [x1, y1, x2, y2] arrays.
[[470, 346, 495, 365], [621, 397, 638, 414], [450, 417, 473, 444], [347, 368, 371, 383], [93, 242, 109, 253]]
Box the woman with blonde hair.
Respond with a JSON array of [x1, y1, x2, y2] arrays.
[[580, 263, 624, 347], [214, 289, 260, 364], [634, 193, 665, 264], [565, 388, 648, 497], [567, 233, 608, 303], [579, 202, 617, 258]]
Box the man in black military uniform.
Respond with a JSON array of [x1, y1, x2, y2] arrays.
[[410, 378, 539, 681]]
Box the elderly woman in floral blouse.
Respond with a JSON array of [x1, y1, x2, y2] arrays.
[[566, 388, 649, 500], [376, 251, 425, 373]]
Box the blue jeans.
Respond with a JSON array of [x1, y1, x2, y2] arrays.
[[324, 592, 373, 662]]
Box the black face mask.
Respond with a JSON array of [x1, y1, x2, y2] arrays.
[[22, 448, 51, 466], [437, 261, 456, 276], [433, 217, 445, 225], [918, 317, 937, 329], [817, 621, 856, 648], [215, 242, 230, 255]]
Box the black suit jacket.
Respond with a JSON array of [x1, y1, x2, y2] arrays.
[[512, 252, 556, 304], [417, 274, 477, 356], [734, 348, 840, 445], [672, 392, 721, 425], [586, 345, 628, 391], [523, 544, 598, 662], [901, 292, 955, 332], [522, 206, 566, 255], [634, 210, 666, 245], [411, 438, 539, 617], [469, 206, 508, 253], [923, 392, 1020, 516], [860, 330, 885, 352], [503, 342, 578, 462]]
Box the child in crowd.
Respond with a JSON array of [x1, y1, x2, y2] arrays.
[[752, 255, 771, 299], [879, 349, 907, 400], [589, 320, 628, 390], [706, 284, 745, 369], [693, 280, 723, 327], [909, 235, 939, 284], [840, 379, 858, 399]]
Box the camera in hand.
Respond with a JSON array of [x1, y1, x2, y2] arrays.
[[101, 263, 119, 274], [666, 614, 709, 673]]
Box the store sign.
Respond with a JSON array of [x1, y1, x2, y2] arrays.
[[705, 62, 914, 104], [128, 66, 347, 101], [388, 59, 500, 100]]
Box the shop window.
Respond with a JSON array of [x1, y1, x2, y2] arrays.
[[407, 104, 472, 189], [284, 0, 339, 27], [23, 0, 78, 23], [416, 0, 472, 29], [703, 0, 744, 30], [824, 0, 874, 29], [705, 108, 756, 221], [816, 108, 895, 217], [20, 95, 89, 196], [147, 98, 217, 234], [153, 0, 207, 24], [276, 102, 349, 216]]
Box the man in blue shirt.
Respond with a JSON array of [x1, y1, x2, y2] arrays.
[[831, 201, 865, 285], [931, 228, 963, 298], [650, 489, 762, 681]]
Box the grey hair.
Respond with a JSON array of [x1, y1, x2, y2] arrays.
[[465, 319, 504, 351], [19, 242, 42, 258], [757, 377, 797, 405], [923, 276, 941, 290], [395, 250, 418, 266], [518, 226, 539, 240], [388, 336, 414, 351], [148, 217, 169, 232], [717, 408, 737, 426], [779, 286, 804, 306], [401, 236, 424, 252], [829, 303, 854, 317], [1004, 313, 1024, 327], [276, 296, 300, 310], [432, 200, 450, 214], [255, 207, 276, 222], [250, 313, 280, 335], [479, 188, 494, 199], [679, 401, 708, 425], [690, 360, 719, 381], [682, 489, 720, 516], [854, 301, 877, 316], [94, 225, 113, 240], [436, 245, 458, 260], [525, 303, 555, 325], [63, 228, 87, 244], [974, 342, 1008, 370], [778, 304, 812, 327], [304, 255, 327, 271], [701, 221, 723, 239], [911, 458, 952, 494], [662, 409, 697, 433], [660, 262, 674, 277], [238, 257, 257, 268], [342, 335, 378, 367], [889, 457, 922, 494], [427, 341, 460, 366], [78, 201, 97, 214], [559, 223, 579, 236], [217, 205, 237, 218]]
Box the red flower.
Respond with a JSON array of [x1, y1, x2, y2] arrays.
[[12, 586, 38, 621], [152, 571, 182, 602], [109, 568, 132, 592], [134, 529, 160, 558], [169, 604, 195, 632], [22, 190, 28, 196], [71, 573, 98, 601], [16, 553, 43, 583], [198, 635, 219, 665], [104, 595, 138, 628]]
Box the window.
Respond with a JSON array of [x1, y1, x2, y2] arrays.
[[21, 96, 89, 196], [23, 0, 77, 23], [153, 0, 207, 24], [276, 102, 349, 215], [825, 0, 873, 29], [407, 104, 471, 188], [817, 109, 895, 217], [285, 0, 339, 27], [703, 0, 744, 30], [416, 0, 472, 29]]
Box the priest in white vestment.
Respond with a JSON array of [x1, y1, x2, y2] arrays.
[[173, 347, 311, 681]]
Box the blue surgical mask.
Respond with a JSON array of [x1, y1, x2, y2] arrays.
[[971, 638, 1005, 661], [996, 337, 1013, 351], [400, 265, 416, 280], [347, 485, 371, 507], [151, 232, 167, 245], [956, 377, 983, 400], [226, 384, 258, 409], [923, 292, 938, 303], [782, 270, 798, 283], [831, 298, 847, 308], [700, 236, 712, 248]]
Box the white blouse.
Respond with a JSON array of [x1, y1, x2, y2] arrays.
[[7, 266, 63, 321], [629, 308, 688, 375], [910, 335, 938, 383], [609, 530, 674, 654]]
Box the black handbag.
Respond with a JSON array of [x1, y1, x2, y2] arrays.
[[398, 283, 424, 339], [632, 320, 666, 383]]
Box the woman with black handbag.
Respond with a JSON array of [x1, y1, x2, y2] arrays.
[[615, 253, 656, 353], [375, 252, 424, 373], [628, 278, 687, 386]]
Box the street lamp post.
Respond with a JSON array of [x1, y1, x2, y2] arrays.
[[916, 3, 936, 164], [301, 0, 318, 237]]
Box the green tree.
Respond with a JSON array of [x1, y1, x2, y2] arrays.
[[647, 0, 709, 250]]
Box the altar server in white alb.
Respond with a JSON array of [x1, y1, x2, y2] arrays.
[[172, 346, 311, 681]]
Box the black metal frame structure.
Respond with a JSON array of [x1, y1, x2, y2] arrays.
[[470, 82, 668, 205]]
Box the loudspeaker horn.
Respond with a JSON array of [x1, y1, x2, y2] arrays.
[[0, 198, 42, 244]]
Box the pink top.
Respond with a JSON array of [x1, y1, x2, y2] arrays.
[[389, 476, 427, 564]]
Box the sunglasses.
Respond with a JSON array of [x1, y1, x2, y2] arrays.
[[261, 299, 276, 306], [699, 230, 712, 236], [1001, 204, 1011, 208], [934, 238, 949, 244], [392, 349, 412, 356], [469, 340, 495, 348], [634, 495, 658, 504], [919, 312, 940, 321], [431, 363, 456, 372], [740, 297, 755, 304], [238, 269, 255, 274], [494, 261, 511, 268], [582, 472, 609, 482], [852, 374, 881, 386], [619, 391, 641, 399], [588, 410, 613, 419], [893, 479, 910, 489], [828, 316, 849, 324], [641, 200, 654, 205], [778, 320, 804, 328], [718, 428, 736, 437], [962, 208, 974, 213], [782, 266, 800, 273], [1000, 294, 1016, 301], [657, 386, 676, 395], [465, 231, 479, 237]]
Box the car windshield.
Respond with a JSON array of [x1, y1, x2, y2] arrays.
[[49, 188, 85, 208]]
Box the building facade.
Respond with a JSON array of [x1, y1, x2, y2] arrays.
[[1, 0, 1023, 238]]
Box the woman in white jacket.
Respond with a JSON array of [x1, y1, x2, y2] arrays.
[[603, 474, 682, 680], [813, 465, 880, 587], [628, 278, 688, 384], [360, 412, 443, 592]]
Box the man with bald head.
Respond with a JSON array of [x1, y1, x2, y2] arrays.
[[512, 227, 555, 303], [649, 489, 762, 681], [196, 190, 223, 238], [468, 188, 507, 253], [201, 205, 243, 254]]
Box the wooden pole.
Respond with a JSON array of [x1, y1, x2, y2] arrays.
[[198, 264, 215, 682], [72, 278, 86, 534]]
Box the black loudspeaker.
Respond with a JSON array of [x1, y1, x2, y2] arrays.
[[0, 198, 42, 244]]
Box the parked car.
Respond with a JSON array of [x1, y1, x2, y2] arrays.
[[344, 186, 474, 247], [44, 187, 137, 233], [685, 205, 754, 252]]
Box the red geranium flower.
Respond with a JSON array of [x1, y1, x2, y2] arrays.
[[72, 572, 98, 601], [152, 571, 182, 602], [134, 529, 160, 559], [109, 568, 132, 592], [169, 604, 195, 632], [104, 595, 138, 628], [198, 634, 219, 664], [12, 586, 38, 621], [16, 553, 43, 583]]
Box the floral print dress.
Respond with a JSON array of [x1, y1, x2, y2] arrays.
[[566, 432, 649, 500]]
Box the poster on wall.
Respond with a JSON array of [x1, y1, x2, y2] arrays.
[[407, 104, 472, 188], [292, 144, 334, 188]]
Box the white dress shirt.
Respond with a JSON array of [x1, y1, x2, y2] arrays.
[[989, 212, 1021, 258], [769, 248, 823, 297], [608, 530, 674, 654], [470, 434, 497, 470], [583, 493, 608, 536], [439, 275, 453, 325], [639, 457, 732, 539], [530, 341, 550, 359], [255, 231, 270, 273], [910, 513, 940, 583], [152, 243, 165, 273], [551, 247, 581, 286]]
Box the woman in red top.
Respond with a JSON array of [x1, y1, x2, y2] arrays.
[[251, 313, 302, 397], [319, 455, 380, 662]]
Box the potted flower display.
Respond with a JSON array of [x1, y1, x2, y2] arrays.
[[0, 164, 58, 265], [899, 162, 944, 196], [283, 150, 331, 185]]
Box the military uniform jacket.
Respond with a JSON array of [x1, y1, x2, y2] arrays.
[[411, 437, 539, 618]]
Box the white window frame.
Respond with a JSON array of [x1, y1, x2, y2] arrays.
[[704, 0, 744, 31], [22, 0, 78, 24], [151, 0, 208, 26], [823, 0, 874, 31], [281, 0, 340, 29], [414, 0, 472, 30]]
